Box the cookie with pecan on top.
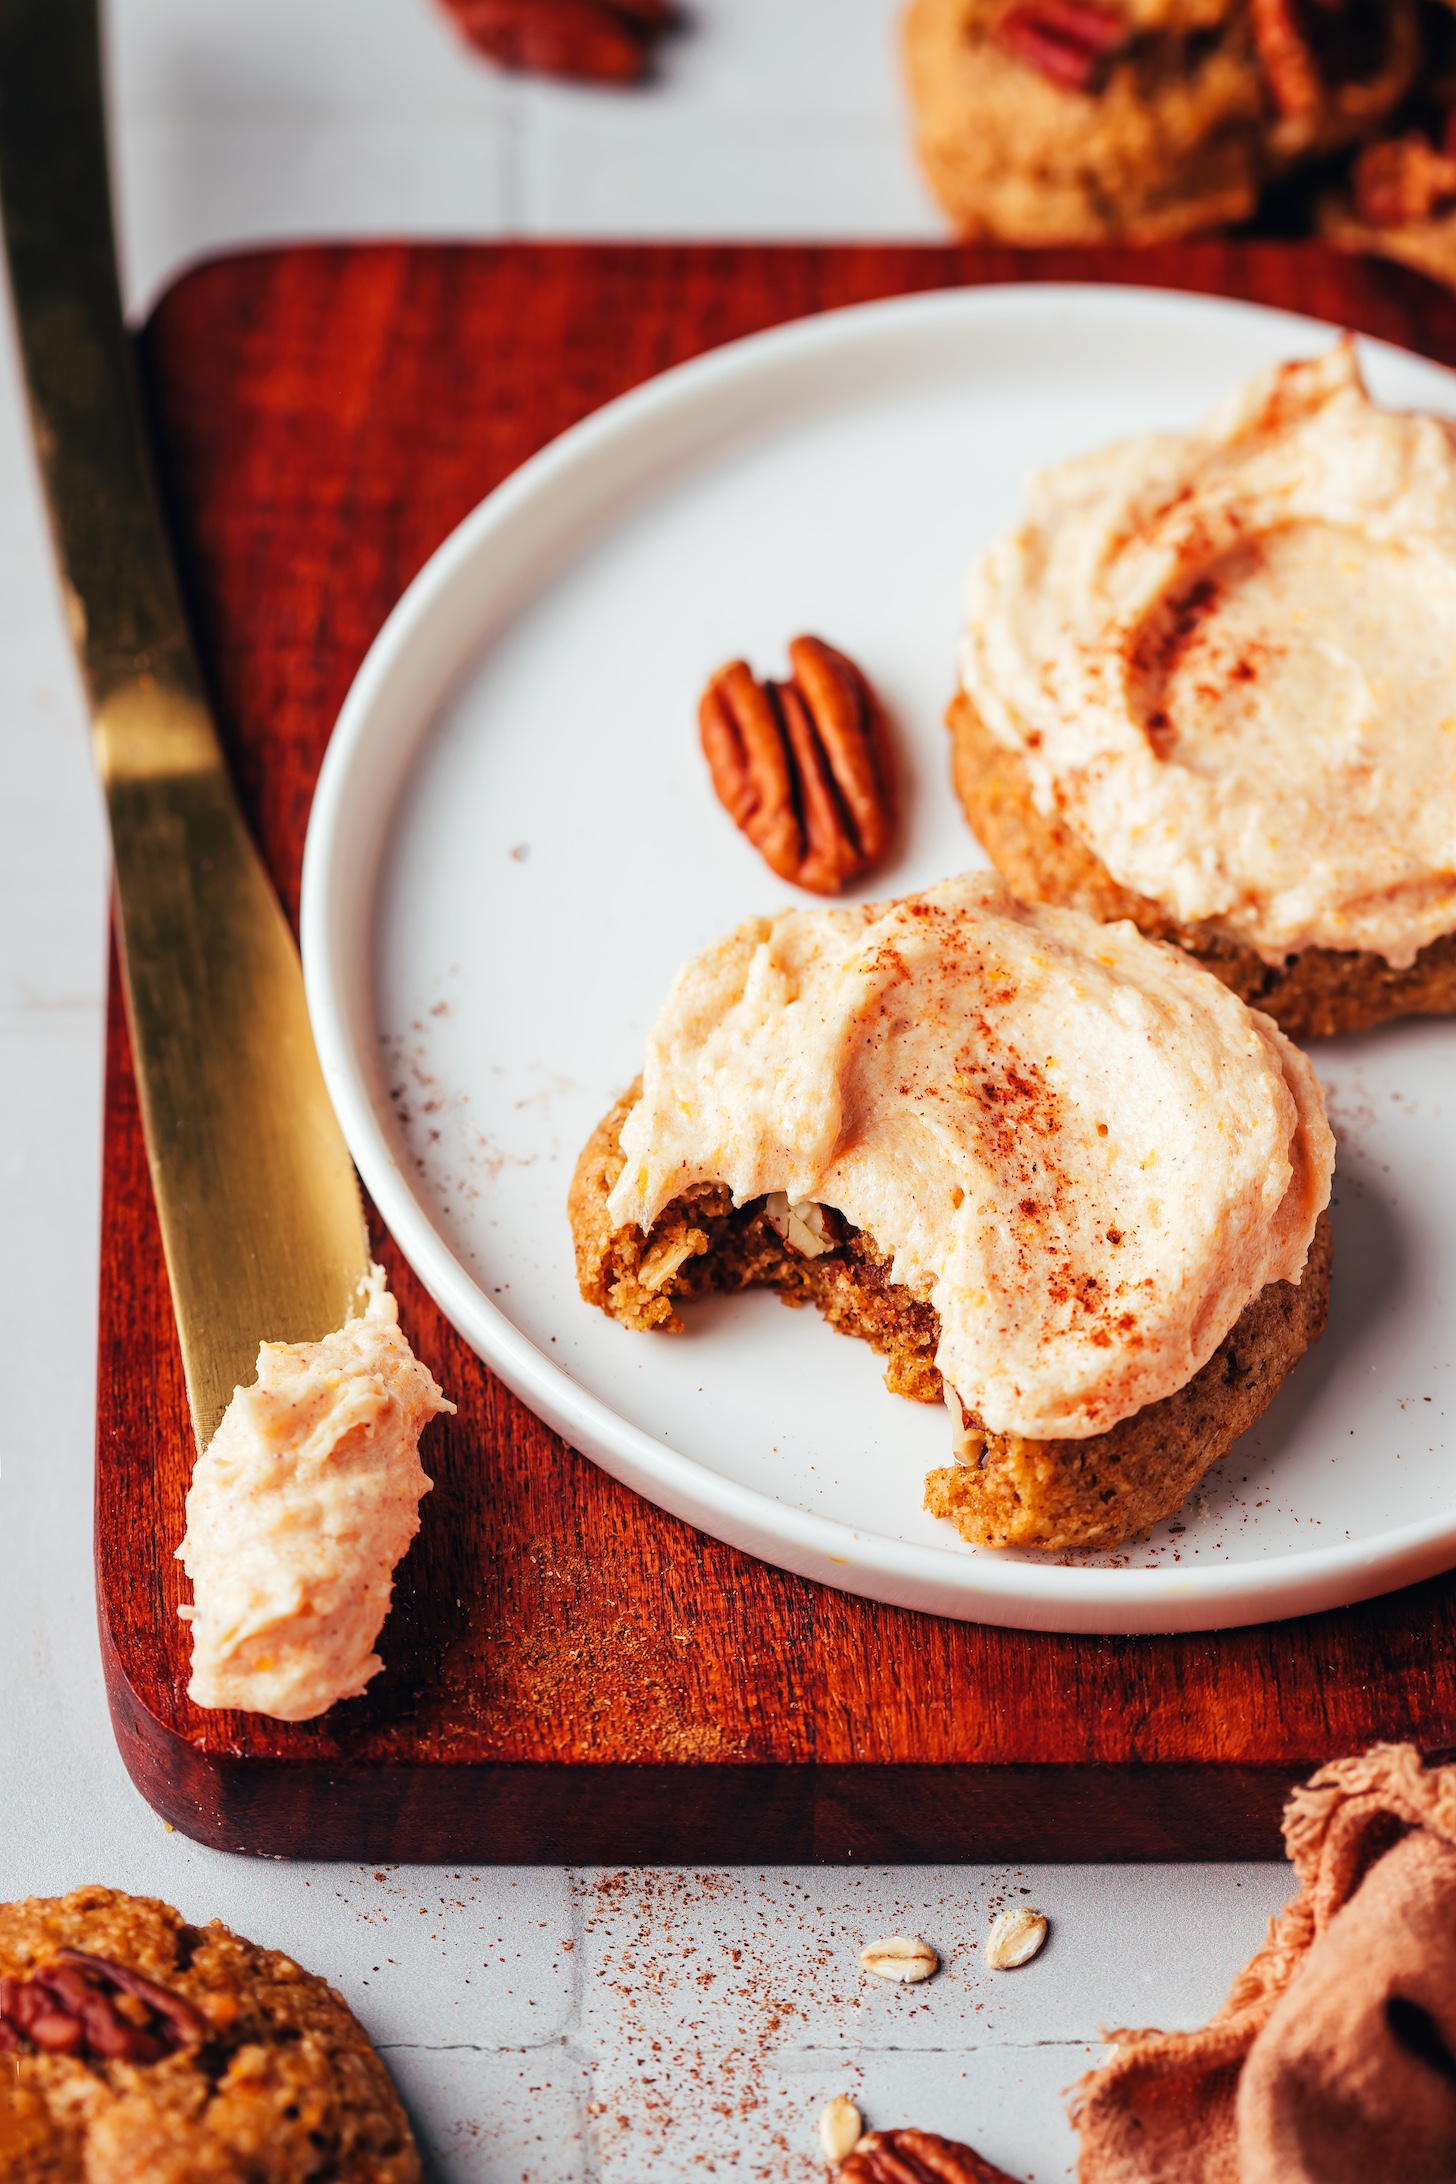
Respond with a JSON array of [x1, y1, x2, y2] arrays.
[[903, 0, 1417, 244], [0, 1886, 419, 2183]]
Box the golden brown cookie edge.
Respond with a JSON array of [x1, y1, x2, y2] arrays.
[[570, 1090, 1332, 1553], [947, 686, 1456, 1038], [926, 1208, 1332, 1552]]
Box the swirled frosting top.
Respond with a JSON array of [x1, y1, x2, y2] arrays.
[[962, 342, 1456, 966], [606, 874, 1332, 1442]]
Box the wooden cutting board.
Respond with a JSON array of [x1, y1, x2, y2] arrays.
[[98, 239, 1456, 1863]]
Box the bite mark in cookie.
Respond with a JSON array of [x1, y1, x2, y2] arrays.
[[571, 1080, 946, 1406], [571, 874, 1333, 1550]]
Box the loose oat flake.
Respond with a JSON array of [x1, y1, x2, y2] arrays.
[[859, 1934, 938, 1982], [984, 1906, 1048, 1969], [819, 2094, 864, 2163]]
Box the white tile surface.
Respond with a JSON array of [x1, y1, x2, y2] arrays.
[[0, 5, 1296, 2178], [560, 1864, 1290, 2179], [511, 0, 936, 238], [568, 1864, 1288, 2053], [387, 2046, 592, 2182], [106, 0, 515, 316], [105, 0, 942, 316]]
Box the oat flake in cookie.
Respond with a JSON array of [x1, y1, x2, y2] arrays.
[[0, 1885, 419, 2182], [569, 872, 1333, 1551], [955, 342, 1456, 1036]]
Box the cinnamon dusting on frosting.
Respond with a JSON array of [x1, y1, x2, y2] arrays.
[[962, 342, 1456, 967], [606, 873, 1332, 1442]]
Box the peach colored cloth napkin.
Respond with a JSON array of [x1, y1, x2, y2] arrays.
[[1075, 1744, 1456, 2183]]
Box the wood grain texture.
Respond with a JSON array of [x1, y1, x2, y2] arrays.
[[99, 241, 1456, 1860]]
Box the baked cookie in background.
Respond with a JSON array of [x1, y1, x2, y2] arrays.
[[952, 342, 1456, 1039], [902, 0, 1417, 244], [0, 1886, 420, 2183]]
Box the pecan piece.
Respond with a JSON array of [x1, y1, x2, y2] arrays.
[[1249, 0, 1324, 118], [992, 0, 1127, 92], [438, 0, 672, 84], [1352, 129, 1456, 225], [1250, 0, 1397, 124], [840, 2127, 1020, 2183], [699, 636, 896, 895], [820, 2094, 865, 2162], [0, 1950, 205, 2064]]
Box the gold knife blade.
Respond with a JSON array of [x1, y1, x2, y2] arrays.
[[0, 0, 370, 1447]]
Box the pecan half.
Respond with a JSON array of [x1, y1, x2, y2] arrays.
[[840, 2128, 1020, 2183], [992, 0, 1127, 92], [438, 0, 673, 84], [0, 1950, 205, 2064], [699, 636, 896, 895]]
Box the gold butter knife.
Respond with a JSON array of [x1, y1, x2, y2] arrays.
[[0, 0, 370, 1447]]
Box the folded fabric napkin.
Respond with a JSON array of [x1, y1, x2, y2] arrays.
[[1075, 1743, 1456, 2183]]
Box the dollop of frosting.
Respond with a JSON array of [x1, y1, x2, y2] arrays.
[[606, 874, 1332, 1441], [177, 1268, 453, 1721], [962, 342, 1456, 966]]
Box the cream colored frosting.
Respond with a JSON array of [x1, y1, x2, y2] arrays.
[[962, 342, 1456, 966], [607, 874, 1332, 1442], [177, 1267, 453, 1722]]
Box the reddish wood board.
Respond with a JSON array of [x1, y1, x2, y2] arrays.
[[100, 240, 1456, 1862]]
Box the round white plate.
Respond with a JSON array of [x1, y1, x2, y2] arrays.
[[303, 282, 1456, 1635]]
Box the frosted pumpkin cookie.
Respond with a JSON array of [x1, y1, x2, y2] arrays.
[[902, 0, 1416, 247], [569, 873, 1333, 1551], [0, 1885, 419, 2183], [952, 342, 1456, 1039]]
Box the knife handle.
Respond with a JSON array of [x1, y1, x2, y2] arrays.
[[0, 0, 369, 1446]]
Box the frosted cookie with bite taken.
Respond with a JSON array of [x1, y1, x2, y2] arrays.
[[952, 341, 1456, 1038], [569, 873, 1333, 1552]]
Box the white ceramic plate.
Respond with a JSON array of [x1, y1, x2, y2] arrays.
[[303, 283, 1456, 1635]]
